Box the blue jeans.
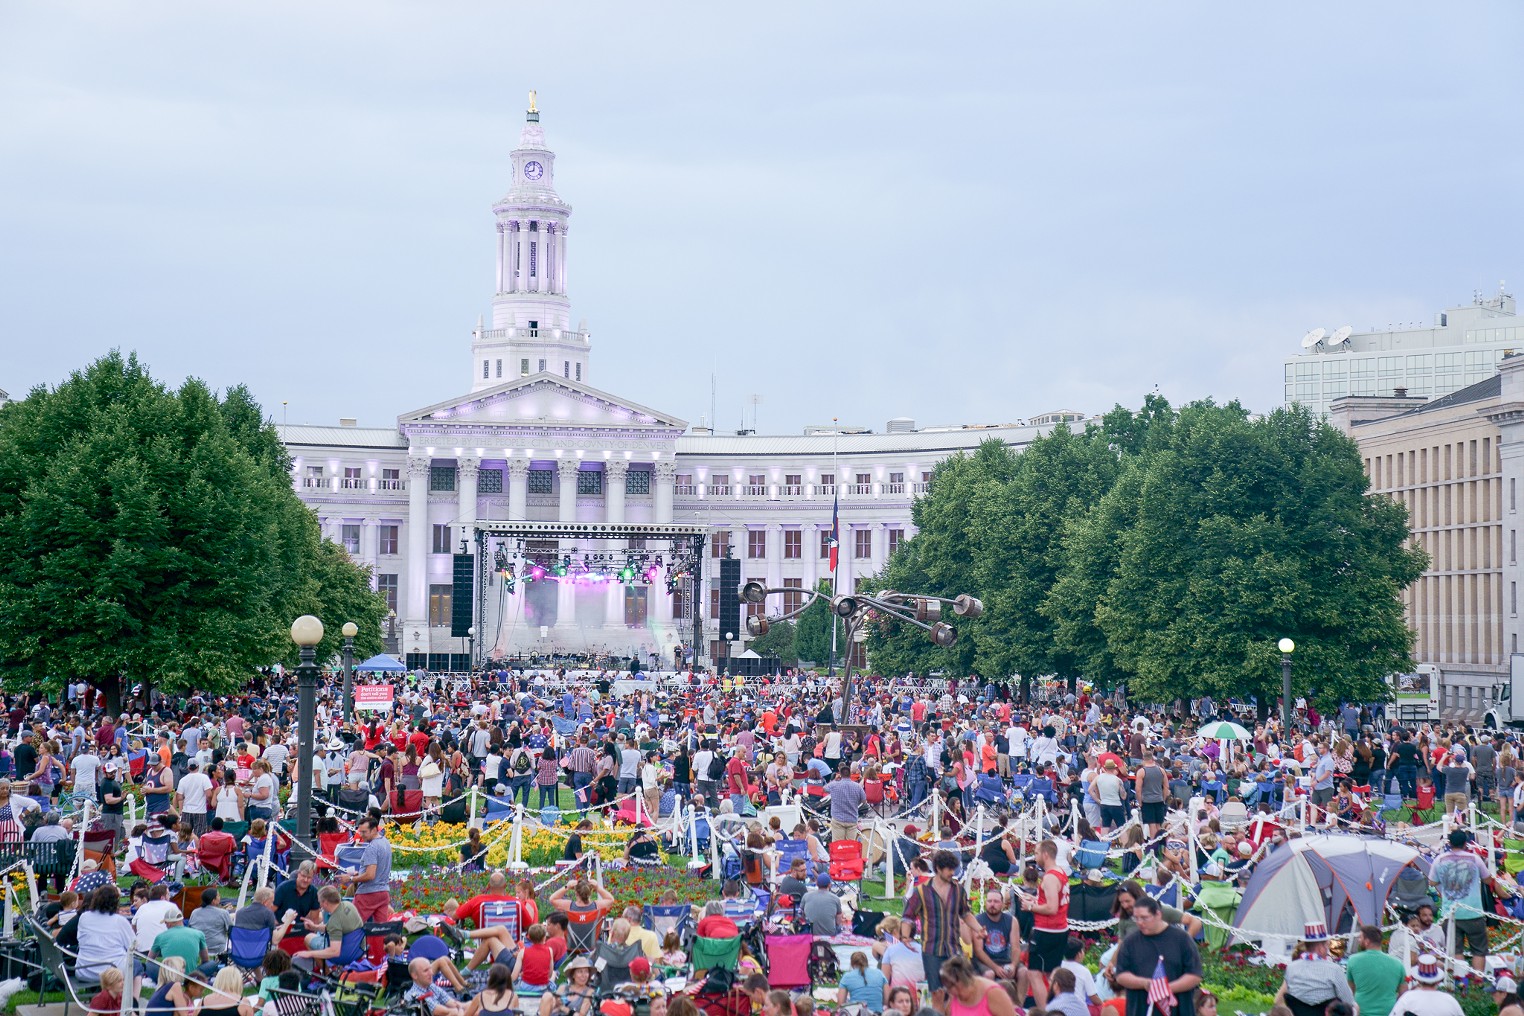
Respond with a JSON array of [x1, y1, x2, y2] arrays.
[[617, 776, 636, 796], [538, 784, 558, 808], [1397, 766, 1419, 800], [509, 774, 532, 807], [571, 772, 592, 808], [909, 779, 928, 809]]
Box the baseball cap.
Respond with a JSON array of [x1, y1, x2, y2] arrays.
[[628, 956, 651, 979]]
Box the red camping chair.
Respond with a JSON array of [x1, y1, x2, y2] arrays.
[[394, 790, 423, 821], [828, 838, 864, 882], [195, 830, 237, 883], [317, 832, 350, 870]]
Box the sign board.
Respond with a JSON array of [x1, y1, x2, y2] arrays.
[[354, 684, 395, 711]]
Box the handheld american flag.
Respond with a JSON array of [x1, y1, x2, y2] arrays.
[[1146, 957, 1175, 1013], [828, 491, 840, 572]]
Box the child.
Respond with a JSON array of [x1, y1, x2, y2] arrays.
[[660, 930, 686, 967]]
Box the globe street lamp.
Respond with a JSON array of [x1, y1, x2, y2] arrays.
[[340, 622, 359, 717], [1278, 637, 1295, 735], [740, 583, 982, 717], [291, 615, 324, 848], [467, 626, 476, 672]]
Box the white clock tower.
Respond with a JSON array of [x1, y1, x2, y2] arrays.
[[471, 92, 588, 391]]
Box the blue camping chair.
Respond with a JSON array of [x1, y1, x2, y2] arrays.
[[1145, 881, 1179, 908], [1074, 840, 1108, 871], [485, 795, 515, 822], [410, 935, 451, 962], [1027, 778, 1056, 804], [973, 773, 1006, 807], [335, 927, 368, 968], [335, 843, 368, 872], [230, 927, 272, 971], [1010, 774, 1033, 797], [642, 904, 693, 945], [1201, 780, 1225, 805]]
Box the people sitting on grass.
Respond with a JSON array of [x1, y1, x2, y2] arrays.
[[383, 933, 471, 993], [405, 955, 469, 1016]]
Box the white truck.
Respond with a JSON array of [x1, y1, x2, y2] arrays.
[[1484, 655, 1524, 730], [1388, 664, 1441, 726]]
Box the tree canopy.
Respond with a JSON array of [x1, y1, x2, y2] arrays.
[[863, 396, 1426, 710], [0, 352, 387, 710]]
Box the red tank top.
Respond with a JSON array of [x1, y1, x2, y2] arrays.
[[1034, 867, 1069, 932]]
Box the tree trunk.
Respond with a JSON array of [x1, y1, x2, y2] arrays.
[[1019, 673, 1031, 706], [98, 677, 123, 718]]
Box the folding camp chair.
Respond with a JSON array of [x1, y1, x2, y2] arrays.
[[81, 828, 116, 878], [564, 908, 607, 955], [394, 789, 423, 821], [481, 900, 520, 939], [642, 904, 692, 945], [828, 838, 864, 882], [1074, 840, 1108, 871], [317, 832, 350, 871], [231, 926, 273, 972], [484, 795, 515, 822], [761, 934, 811, 990], [335, 843, 369, 872], [689, 934, 741, 976]]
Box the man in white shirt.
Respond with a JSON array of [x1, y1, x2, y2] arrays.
[[176, 762, 214, 834], [262, 739, 290, 778], [69, 746, 102, 804], [134, 883, 182, 954]]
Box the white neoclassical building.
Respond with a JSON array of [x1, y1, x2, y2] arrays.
[[281, 100, 1073, 670]]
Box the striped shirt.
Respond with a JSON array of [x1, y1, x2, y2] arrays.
[[903, 879, 971, 957], [566, 746, 597, 774]]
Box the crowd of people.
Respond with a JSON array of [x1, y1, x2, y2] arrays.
[[7, 668, 1524, 1016]]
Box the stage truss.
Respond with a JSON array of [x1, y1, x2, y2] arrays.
[[471, 520, 709, 668]]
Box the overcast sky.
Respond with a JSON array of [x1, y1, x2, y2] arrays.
[[3, 3, 1522, 434]]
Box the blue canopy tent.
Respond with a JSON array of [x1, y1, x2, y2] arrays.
[[356, 654, 407, 672]]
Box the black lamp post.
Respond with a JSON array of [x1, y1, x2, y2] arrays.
[[1278, 637, 1295, 736], [291, 614, 324, 848], [341, 621, 358, 716]]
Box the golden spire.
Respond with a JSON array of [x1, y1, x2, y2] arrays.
[[528, 89, 538, 114]]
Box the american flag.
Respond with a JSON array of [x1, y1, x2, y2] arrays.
[[828, 491, 840, 573], [1146, 958, 1174, 1013]]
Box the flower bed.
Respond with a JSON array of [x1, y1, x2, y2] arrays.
[[385, 821, 676, 869], [390, 866, 718, 915]]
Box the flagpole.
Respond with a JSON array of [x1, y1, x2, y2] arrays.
[[828, 419, 840, 679]]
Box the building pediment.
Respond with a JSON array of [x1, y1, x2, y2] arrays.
[[399, 375, 688, 437]]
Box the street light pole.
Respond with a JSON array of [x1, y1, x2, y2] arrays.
[[341, 622, 358, 717], [1278, 637, 1296, 737], [291, 615, 325, 849]]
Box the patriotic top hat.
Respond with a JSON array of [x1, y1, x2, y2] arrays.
[[1414, 953, 1444, 984], [1302, 921, 1330, 943]]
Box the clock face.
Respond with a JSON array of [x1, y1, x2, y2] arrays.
[[524, 161, 544, 181]]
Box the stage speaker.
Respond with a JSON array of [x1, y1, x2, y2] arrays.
[[451, 553, 474, 638], [718, 556, 741, 643]]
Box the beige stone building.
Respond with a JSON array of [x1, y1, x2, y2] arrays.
[[1329, 376, 1506, 722]]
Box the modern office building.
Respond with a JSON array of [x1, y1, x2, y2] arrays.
[[1326, 357, 1524, 722], [1285, 290, 1521, 417], [280, 101, 1071, 670]]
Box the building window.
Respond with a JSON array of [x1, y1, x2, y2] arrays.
[[783, 530, 801, 558], [709, 586, 721, 621], [746, 578, 765, 618], [888, 528, 904, 556], [820, 529, 832, 559], [577, 470, 603, 495], [819, 473, 835, 494], [748, 530, 767, 558], [628, 536, 647, 550], [379, 525, 399, 555], [432, 524, 452, 555], [521, 358, 530, 376], [527, 469, 554, 494], [564, 361, 570, 378], [626, 469, 651, 495], [855, 528, 872, 558], [575, 363, 582, 381], [496, 359, 502, 378], [890, 471, 904, 485], [381, 467, 401, 490], [783, 578, 803, 614], [711, 532, 731, 558], [538, 358, 546, 373], [856, 472, 871, 486], [429, 466, 457, 492], [377, 573, 398, 613], [428, 584, 453, 627], [482, 360, 490, 379], [529, 241, 537, 277], [478, 469, 503, 494], [341, 524, 360, 554], [671, 581, 686, 620]]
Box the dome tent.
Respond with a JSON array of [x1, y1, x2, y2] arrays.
[[1234, 835, 1428, 953]]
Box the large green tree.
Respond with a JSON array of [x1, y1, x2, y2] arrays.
[[794, 580, 835, 667], [1082, 401, 1426, 712], [0, 352, 386, 710], [969, 424, 1120, 699]]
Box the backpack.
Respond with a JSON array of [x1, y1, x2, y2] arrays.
[[512, 749, 532, 775], [708, 753, 727, 782]]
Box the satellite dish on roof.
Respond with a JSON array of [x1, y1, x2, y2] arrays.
[[1328, 325, 1353, 346], [1301, 328, 1327, 349]]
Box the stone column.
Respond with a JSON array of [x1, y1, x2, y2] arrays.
[[605, 460, 628, 525], [557, 224, 569, 295], [406, 455, 431, 640], [362, 517, 377, 567], [802, 523, 819, 595], [507, 459, 529, 521], [457, 456, 480, 552], [495, 221, 507, 293], [654, 462, 677, 523], [869, 521, 886, 576], [839, 523, 854, 595], [545, 224, 557, 296], [557, 459, 579, 523], [765, 524, 783, 591]]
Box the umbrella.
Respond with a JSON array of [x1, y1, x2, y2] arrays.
[[1196, 720, 1251, 741], [356, 653, 407, 673]]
